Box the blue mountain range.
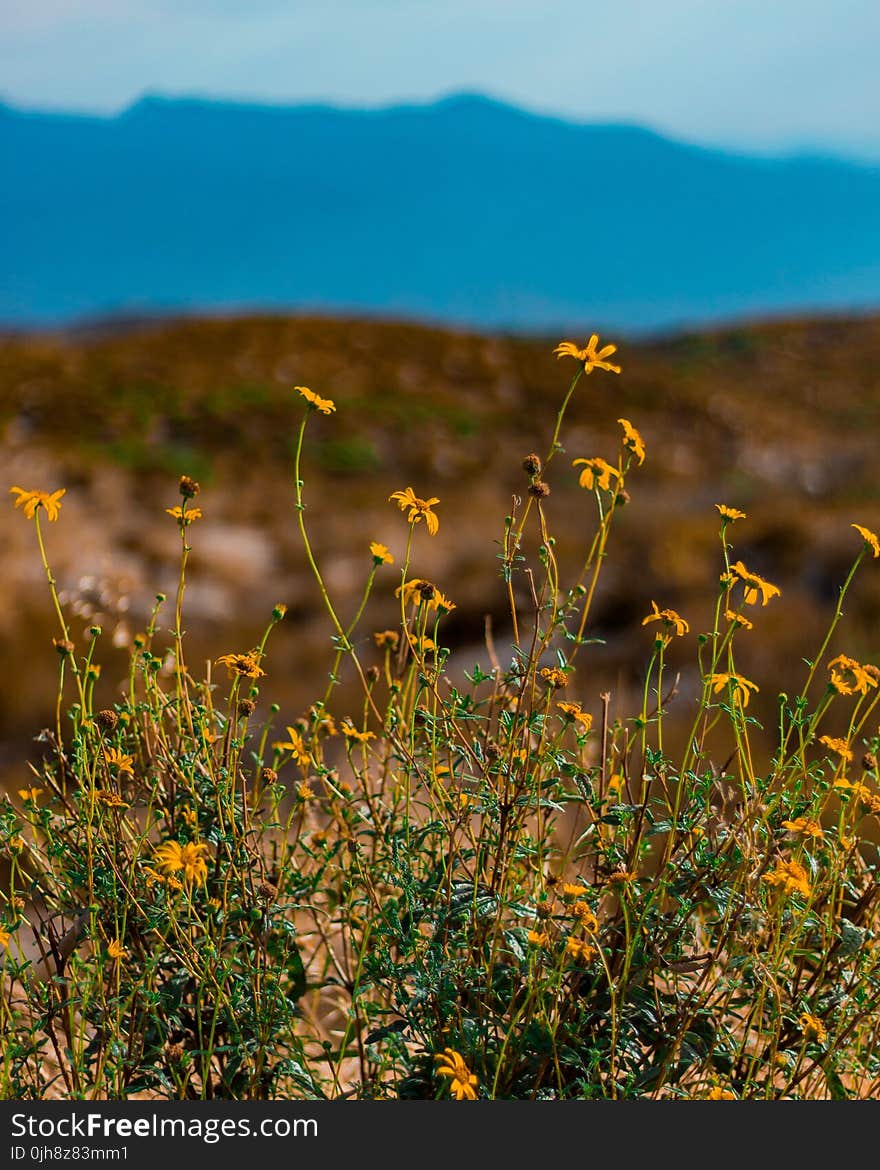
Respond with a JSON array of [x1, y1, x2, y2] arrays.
[[3, 92, 879, 332]]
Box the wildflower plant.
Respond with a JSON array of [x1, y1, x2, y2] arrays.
[[4, 337, 880, 1102]]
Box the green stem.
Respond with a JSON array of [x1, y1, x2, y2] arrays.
[[293, 412, 348, 642], [34, 511, 85, 707]]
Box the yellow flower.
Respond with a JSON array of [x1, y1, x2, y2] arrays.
[[10, 486, 66, 521], [295, 385, 336, 414], [527, 929, 550, 948], [395, 578, 454, 613], [407, 633, 437, 655], [216, 652, 265, 679], [433, 589, 456, 614], [144, 867, 183, 892], [725, 608, 753, 630], [395, 580, 430, 608], [617, 418, 646, 465], [369, 541, 394, 565], [434, 1048, 478, 1101], [540, 666, 568, 689], [340, 721, 376, 744], [572, 457, 620, 492], [389, 487, 440, 535], [0, 928, 10, 948], [819, 735, 853, 762], [642, 600, 689, 641], [730, 561, 781, 606], [164, 506, 203, 523], [762, 859, 811, 899], [799, 1013, 827, 1044], [95, 790, 130, 809], [606, 773, 624, 801], [297, 781, 315, 802], [709, 672, 759, 708], [852, 524, 880, 559], [18, 786, 44, 804], [565, 937, 596, 963], [152, 840, 209, 887], [313, 712, 337, 737], [561, 882, 589, 899], [273, 726, 310, 765], [554, 334, 622, 375], [104, 748, 135, 776], [707, 1085, 737, 1100], [828, 654, 877, 697], [716, 504, 747, 522], [781, 817, 824, 840], [556, 702, 593, 732], [572, 903, 599, 934], [373, 629, 400, 650], [107, 939, 128, 961]]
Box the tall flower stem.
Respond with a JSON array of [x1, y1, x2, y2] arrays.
[[34, 510, 86, 713]]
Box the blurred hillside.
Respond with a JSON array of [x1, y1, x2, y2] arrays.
[[3, 312, 880, 779], [3, 93, 880, 330]]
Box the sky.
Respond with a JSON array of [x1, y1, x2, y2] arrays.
[[2, 0, 879, 158]]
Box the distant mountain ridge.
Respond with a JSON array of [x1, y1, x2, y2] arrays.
[[2, 91, 879, 332]]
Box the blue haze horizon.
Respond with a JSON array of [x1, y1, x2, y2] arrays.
[[3, 90, 880, 335]]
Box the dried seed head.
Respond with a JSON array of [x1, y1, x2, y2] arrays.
[[417, 581, 436, 602], [373, 629, 400, 651], [179, 475, 200, 499], [258, 880, 278, 900], [260, 767, 278, 785], [53, 638, 75, 657], [165, 1042, 186, 1065], [863, 752, 878, 772], [540, 666, 568, 689], [615, 489, 632, 506], [366, 665, 380, 684], [522, 453, 542, 477], [95, 709, 119, 732], [528, 480, 551, 498], [238, 698, 256, 717]]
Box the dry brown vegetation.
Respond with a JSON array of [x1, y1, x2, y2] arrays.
[[2, 312, 880, 780]]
